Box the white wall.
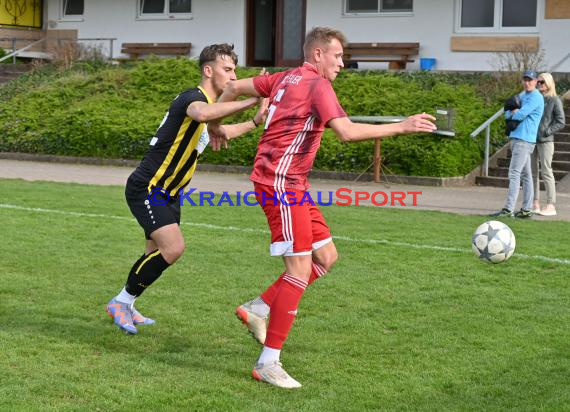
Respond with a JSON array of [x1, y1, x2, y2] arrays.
[[46, 0, 247, 62], [540, 18, 570, 72], [45, 0, 569, 72], [306, 0, 570, 72]]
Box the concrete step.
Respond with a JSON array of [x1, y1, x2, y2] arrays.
[[507, 148, 570, 162], [553, 151, 570, 161], [0, 63, 33, 74], [475, 175, 548, 190], [497, 158, 570, 171], [555, 132, 570, 142], [488, 166, 567, 180], [497, 158, 508, 168], [555, 141, 570, 151], [475, 176, 509, 188], [0, 63, 34, 84], [506, 149, 570, 162], [0, 74, 21, 84], [552, 160, 570, 171], [14, 51, 52, 60]]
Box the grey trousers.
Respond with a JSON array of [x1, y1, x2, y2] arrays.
[[505, 139, 535, 211], [531, 141, 556, 204]]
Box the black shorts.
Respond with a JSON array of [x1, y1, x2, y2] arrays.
[[125, 175, 181, 240]]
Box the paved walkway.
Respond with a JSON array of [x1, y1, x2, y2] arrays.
[[0, 159, 568, 221]]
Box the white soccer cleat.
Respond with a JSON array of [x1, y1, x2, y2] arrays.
[[252, 361, 302, 389], [236, 303, 267, 344]]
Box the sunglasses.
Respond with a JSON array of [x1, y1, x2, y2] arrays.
[[537, 80, 546, 85]]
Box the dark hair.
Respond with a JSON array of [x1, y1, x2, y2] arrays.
[[303, 27, 347, 58], [199, 43, 238, 67]]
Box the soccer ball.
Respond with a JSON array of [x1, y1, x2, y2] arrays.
[[471, 220, 516, 263]]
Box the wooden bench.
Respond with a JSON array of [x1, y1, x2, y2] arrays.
[[343, 42, 419, 70], [120, 42, 192, 59]]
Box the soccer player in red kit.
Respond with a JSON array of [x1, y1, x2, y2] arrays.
[[210, 27, 436, 388]]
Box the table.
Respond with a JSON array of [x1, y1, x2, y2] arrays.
[[349, 116, 405, 182]]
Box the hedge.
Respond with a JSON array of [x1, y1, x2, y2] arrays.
[[0, 58, 519, 177]]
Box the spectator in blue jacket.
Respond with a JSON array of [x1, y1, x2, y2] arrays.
[[492, 70, 545, 218]]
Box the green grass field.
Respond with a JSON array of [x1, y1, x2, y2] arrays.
[[1, 178, 570, 411]]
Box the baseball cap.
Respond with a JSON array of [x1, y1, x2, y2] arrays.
[[522, 70, 538, 80]]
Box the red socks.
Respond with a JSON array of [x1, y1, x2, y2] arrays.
[[264, 274, 307, 349], [259, 263, 328, 349], [260, 263, 326, 306]]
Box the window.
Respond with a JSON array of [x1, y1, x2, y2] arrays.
[[457, 0, 539, 33], [502, 0, 537, 27], [345, 0, 413, 14], [139, 0, 192, 18], [62, 0, 84, 17]]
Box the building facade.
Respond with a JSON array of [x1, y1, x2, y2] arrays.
[[1, 0, 569, 72]]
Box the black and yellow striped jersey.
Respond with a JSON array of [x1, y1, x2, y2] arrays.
[[131, 86, 213, 197]]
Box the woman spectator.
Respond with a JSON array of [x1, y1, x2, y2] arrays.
[[531, 73, 566, 216]]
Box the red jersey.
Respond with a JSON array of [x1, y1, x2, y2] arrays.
[[251, 63, 346, 190]]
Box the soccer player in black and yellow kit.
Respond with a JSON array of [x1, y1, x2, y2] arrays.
[[106, 44, 268, 334]]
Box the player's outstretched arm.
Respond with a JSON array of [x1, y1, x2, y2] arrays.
[[208, 73, 266, 150], [186, 97, 259, 123], [329, 113, 437, 142], [218, 78, 261, 103], [208, 98, 269, 151]]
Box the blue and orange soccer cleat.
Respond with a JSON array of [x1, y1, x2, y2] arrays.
[[106, 298, 137, 334], [131, 305, 156, 326]]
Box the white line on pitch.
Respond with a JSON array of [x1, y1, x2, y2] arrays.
[[1, 203, 569, 266]]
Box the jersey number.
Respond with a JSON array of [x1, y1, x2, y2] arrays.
[[264, 88, 285, 129]]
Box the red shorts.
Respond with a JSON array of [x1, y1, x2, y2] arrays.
[[254, 182, 332, 256]]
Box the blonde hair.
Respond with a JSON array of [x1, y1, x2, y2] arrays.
[[538, 72, 557, 97], [303, 27, 347, 59]]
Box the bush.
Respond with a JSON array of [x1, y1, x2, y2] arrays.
[[0, 58, 510, 176]]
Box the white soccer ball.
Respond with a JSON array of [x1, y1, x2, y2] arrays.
[[471, 220, 516, 264]]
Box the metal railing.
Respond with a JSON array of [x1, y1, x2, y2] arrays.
[[0, 38, 46, 64], [470, 108, 505, 177], [0, 37, 117, 63]]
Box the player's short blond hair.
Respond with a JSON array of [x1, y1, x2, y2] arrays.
[[303, 27, 347, 59]]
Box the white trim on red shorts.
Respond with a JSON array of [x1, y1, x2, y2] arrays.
[[269, 240, 313, 257], [312, 237, 332, 251]]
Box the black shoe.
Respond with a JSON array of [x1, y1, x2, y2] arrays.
[[514, 209, 534, 219], [490, 208, 513, 218]]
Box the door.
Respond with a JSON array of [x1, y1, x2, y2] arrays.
[[246, 0, 306, 67], [274, 0, 305, 67]]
